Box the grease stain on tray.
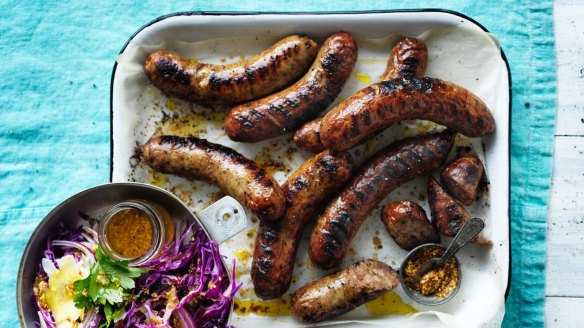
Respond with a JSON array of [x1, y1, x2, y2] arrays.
[[233, 248, 252, 267], [234, 298, 291, 317], [156, 109, 227, 137], [365, 292, 417, 316], [147, 170, 168, 188], [352, 72, 372, 84]]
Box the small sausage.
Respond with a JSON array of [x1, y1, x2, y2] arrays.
[[292, 117, 325, 153], [320, 78, 496, 151], [427, 176, 491, 245], [309, 130, 456, 269], [225, 32, 358, 142], [141, 135, 285, 221], [251, 150, 354, 299], [381, 37, 428, 80], [293, 37, 428, 153], [144, 35, 318, 104], [290, 260, 399, 323], [440, 153, 485, 205], [381, 201, 440, 250]]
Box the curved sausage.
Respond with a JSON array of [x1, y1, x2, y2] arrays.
[[381, 201, 440, 250], [144, 35, 318, 104], [251, 150, 354, 299], [141, 135, 285, 221], [290, 259, 399, 323], [310, 130, 456, 269], [381, 37, 428, 80], [293, 37, 428, 153], [320, 77, 495, 151], [224, 32, 358, 142], [427, 176, 491, 245], [440, 153, 485, 205], [292, 117, 325, 153]]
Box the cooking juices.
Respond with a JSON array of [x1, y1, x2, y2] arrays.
[[99, 200, 174, 265]]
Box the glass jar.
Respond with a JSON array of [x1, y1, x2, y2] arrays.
[[98, 199, 174, 266]]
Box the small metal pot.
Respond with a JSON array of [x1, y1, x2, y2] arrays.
[[17, 182, 247, 327], [399, 243, 462, 306]]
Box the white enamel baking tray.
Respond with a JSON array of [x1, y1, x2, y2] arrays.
[[111, 10, 510, 328]]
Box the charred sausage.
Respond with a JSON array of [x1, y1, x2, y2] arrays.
[[381, 201, 440, 250], [225, 32, 358, 142], [293, 37, 428, 153], [440, 153, 485, 205], [310, 130, 456, 269], [290, 259, 399, 323], [251, 150, 354, 299], [381, 37, 428, 80], [141, 135, 285, 221], [427, 176, 491, 245], [292, 117, 325, 153], [320, 77, 495, 151], [144, 35, 318, 104]]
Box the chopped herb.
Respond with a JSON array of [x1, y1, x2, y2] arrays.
[[74, 246, 147, 327]]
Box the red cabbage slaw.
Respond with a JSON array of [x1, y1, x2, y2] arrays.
[[34, 218, 241, 328]]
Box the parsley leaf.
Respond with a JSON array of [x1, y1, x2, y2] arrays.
[[73, 245, 148, 327]]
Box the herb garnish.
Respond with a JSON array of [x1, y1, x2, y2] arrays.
[[74, 246, 146, 327]]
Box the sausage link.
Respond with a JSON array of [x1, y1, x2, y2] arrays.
[[440, 153, 485, 205], [381, 201, 440, 250], [293, 37, 428, 152], [225, 32, 358, 142], [381, 37, 428, 80], [427, 176, 491, 245], [144, 35, 318, 104], [251, 150, 354, 299], [292, 117, 325, 153], [290, 259, 399, 323], [320, 78, 495, 151], [141, 135, 285, 221], [310, 130, 456, 269]]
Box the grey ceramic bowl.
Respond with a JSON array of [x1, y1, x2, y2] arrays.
[[399, 243, 462, 306], [16, 182, 237, 327]]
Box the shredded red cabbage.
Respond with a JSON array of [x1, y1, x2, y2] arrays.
[[34, 219, 241, 328], [122, 222, 242, 327]]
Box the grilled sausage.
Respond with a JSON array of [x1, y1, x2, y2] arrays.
[[310, 130, 456, 269], [381, 201, 440, 250], [144, 35, 318, 104], [293, 37, 428, 153], [141, 135, 285, 221], [292, 117, 325, 153], [224, 32, 358, 142], [427, 176, 491, 245], [320, 78, 495, 151], [440, 153, 485, 205], [290, 259, 399, 323], [381, 37, 428, 80], [251, 150, 354, 299]]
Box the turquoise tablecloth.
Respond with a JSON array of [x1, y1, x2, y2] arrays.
[[0, 1, 555, 327]]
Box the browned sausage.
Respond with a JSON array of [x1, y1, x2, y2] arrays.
[[293, 37, 428, 153], [144, 35, 318, 104], [292, 117, 325, 153], [440, 153, 485, 205], [141, 135, 285, 221], [251, 150, 354, 299], [290, 259, 399, 323], [320, 78, 495, 151], [381, 37, 428, 80], [381, 201, 440, 250], [310, 130, 456, 269], [224, 32, 358, 142], [427, 176, 491, 245]]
